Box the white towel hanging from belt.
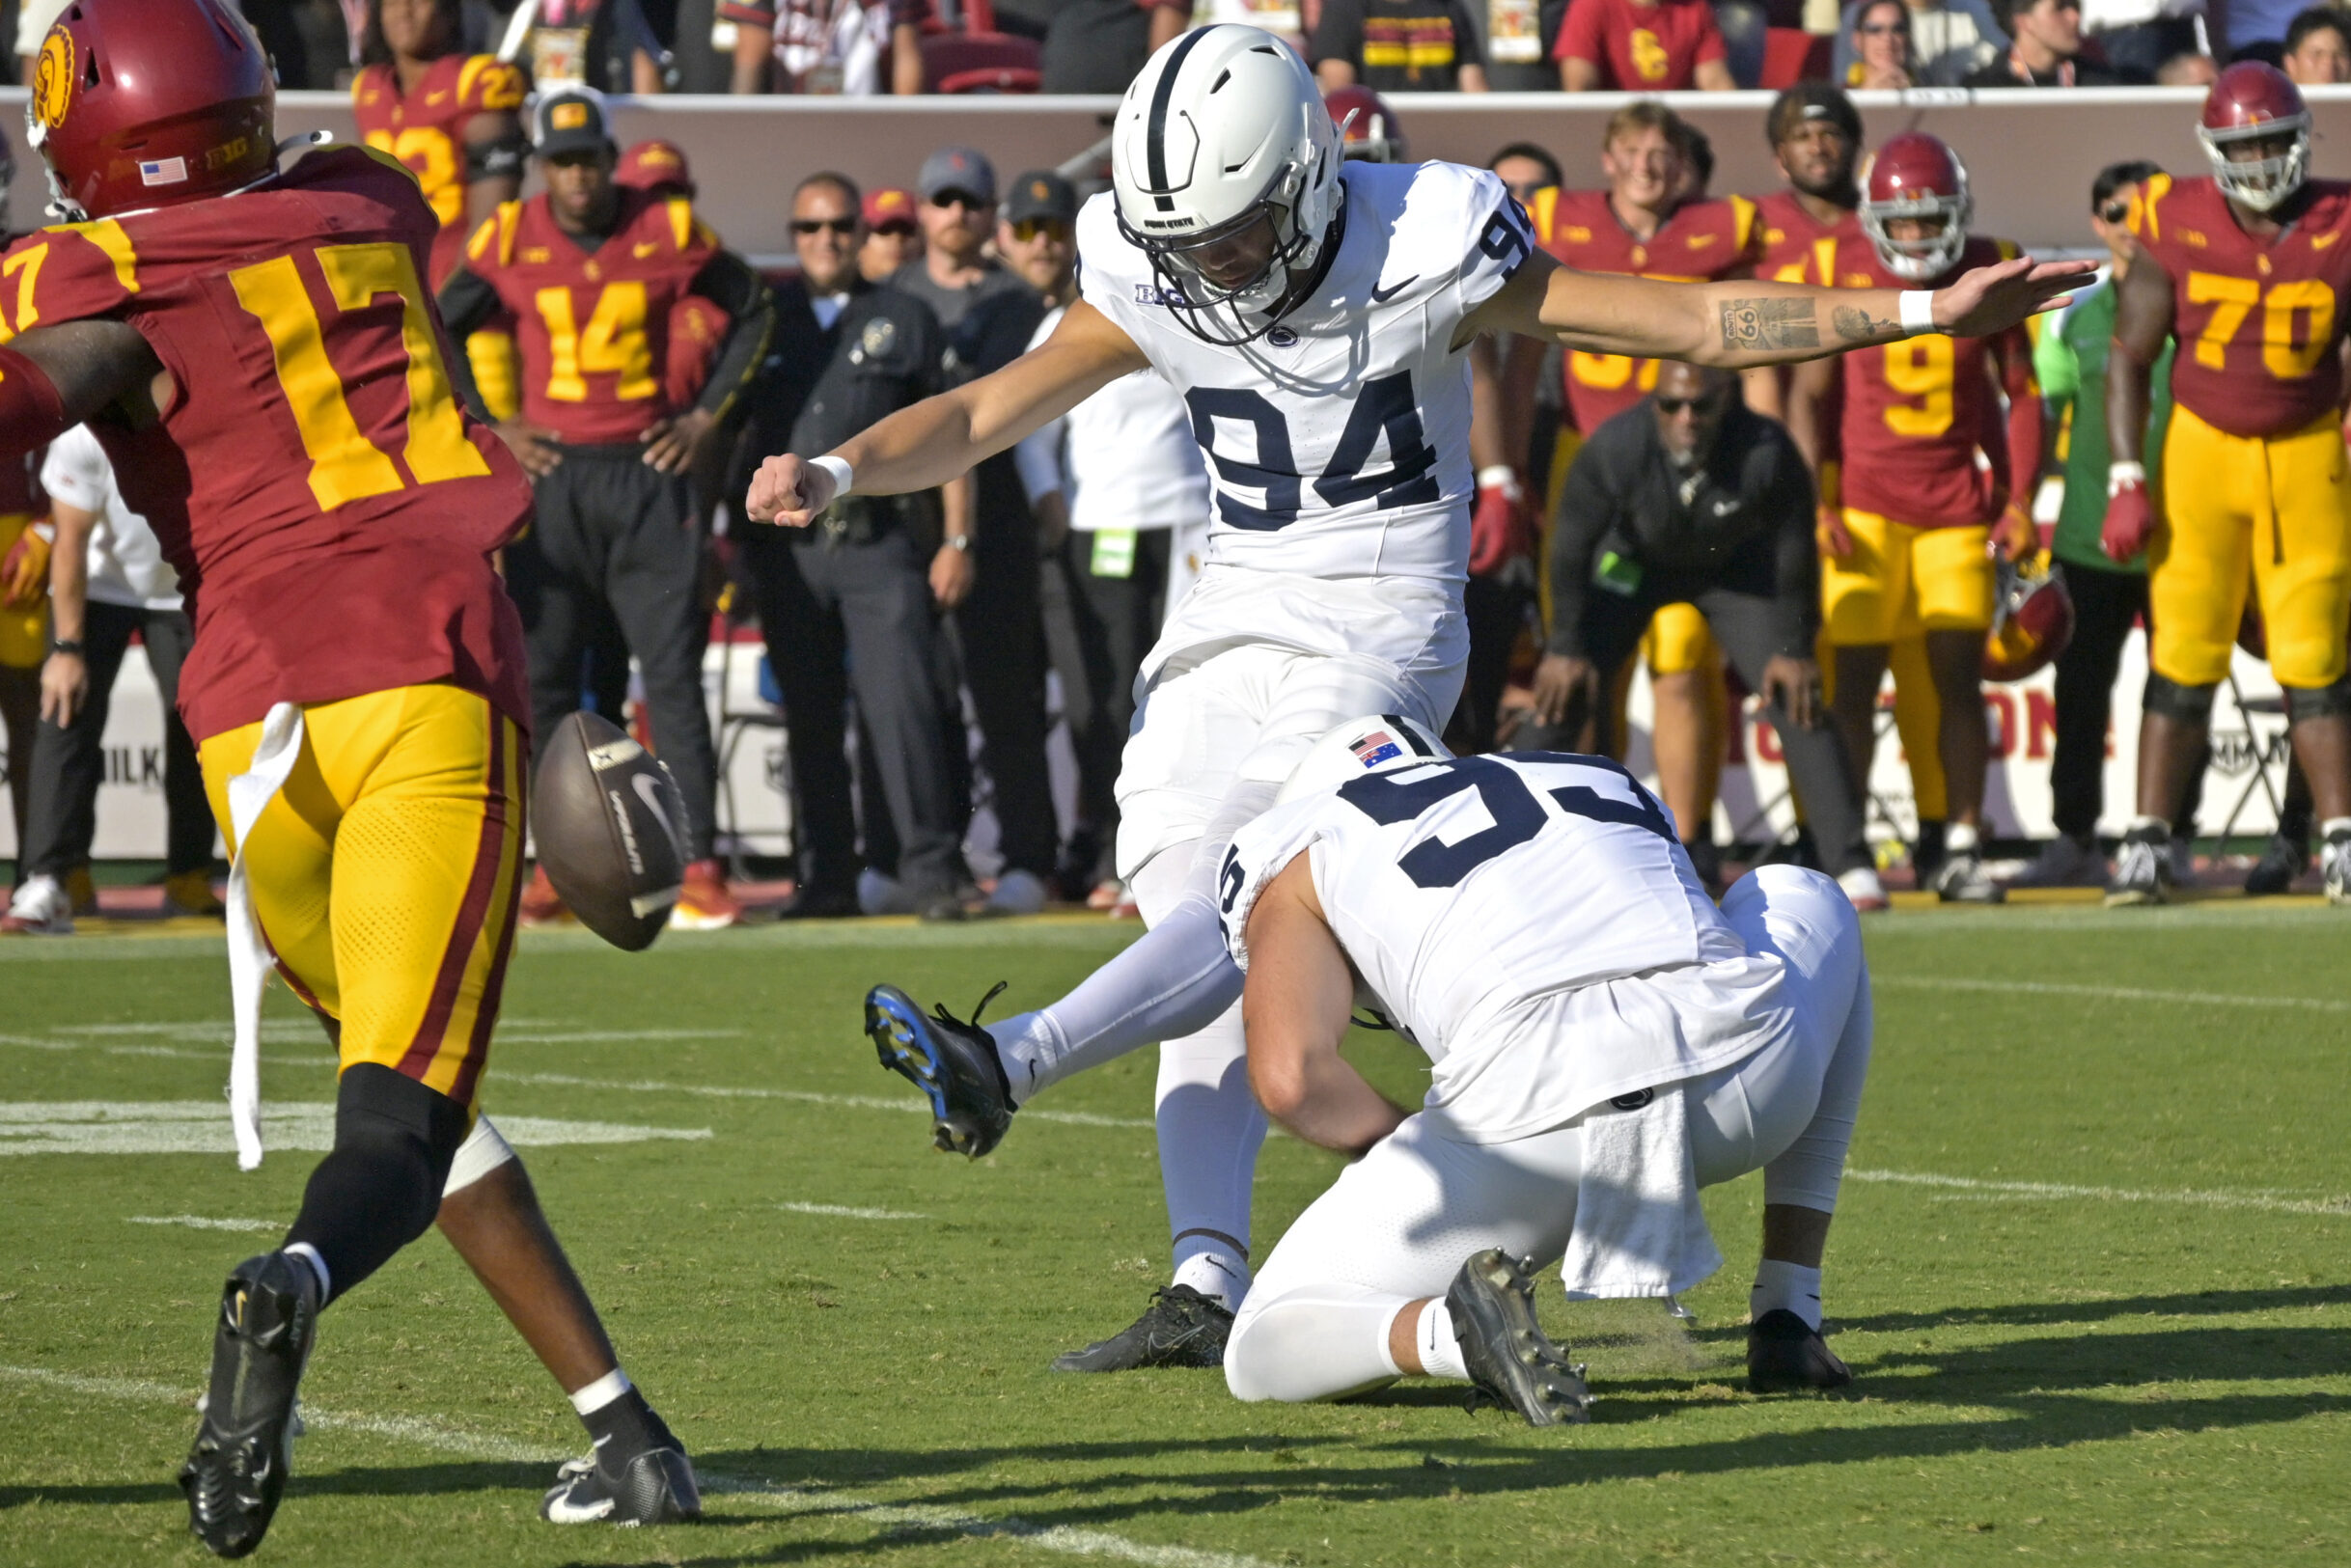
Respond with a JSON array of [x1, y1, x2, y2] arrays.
[[224, 702, 306, 1170]]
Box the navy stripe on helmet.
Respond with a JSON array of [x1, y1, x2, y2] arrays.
[[1145, 26, 1213, 213], [1382, 715, 1436, 757]]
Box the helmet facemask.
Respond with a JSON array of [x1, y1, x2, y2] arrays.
[[2199, 118, 2310, 212], [1860, 186, 1970, 283]]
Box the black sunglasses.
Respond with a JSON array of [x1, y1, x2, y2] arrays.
[[792, 217, 858, 235], [2098, 199, 2131, 224]]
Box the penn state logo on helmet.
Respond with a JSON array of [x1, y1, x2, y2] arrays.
[[1858, 132, 1972, 284], [1278, 714, 1452, 805], [2199, 61, 2311, 213]]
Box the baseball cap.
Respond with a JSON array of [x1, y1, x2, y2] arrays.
[[918, 146, 996, 206], [618, 138, 694, 198], [863, 186, 919, 232], [534, 86, 616, 160], [1003, 170, 1077, 226]]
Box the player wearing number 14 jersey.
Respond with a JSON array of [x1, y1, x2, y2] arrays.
[[0, 0, 696, 1550], [742, 24, 2081, 1372], [2106, 63, 2351, 906]]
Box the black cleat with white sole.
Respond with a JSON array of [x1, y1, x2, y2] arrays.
[[865, 982, 1016, 1157], [1446, 1249, 1590, 1427], [1746, 1307, 1853, 1392], [1051, 1285, 1233, 1372], [180, 1251, 319, 1558], [541, 1443, 702, 1526]]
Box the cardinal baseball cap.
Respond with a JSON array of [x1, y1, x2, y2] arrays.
[[1004, 170, 1077, 226], [618, 138, 694, 198], [535, 86, 617, 159], [918, 146, 997, 206], [864, 186, 919, 233]]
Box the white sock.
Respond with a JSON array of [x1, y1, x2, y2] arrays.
[[1170, 1238, 1250, 1309], [2321, 817, 2351, 843], [2128, 813, 2169, 839], [283, 1243, 330, 1304], [568, 1366, 633, 1417], [1416, 1300, 1469, 1380], [1944, 821, 1979, 855], [1752, 1259, 1824, 1332]]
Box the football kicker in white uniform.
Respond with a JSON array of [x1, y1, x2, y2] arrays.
[[742, 20, 2085, 1370], [1218, 717, 1869, 1419]]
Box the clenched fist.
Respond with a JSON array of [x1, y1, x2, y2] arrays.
[[745, 454, 838, 527]]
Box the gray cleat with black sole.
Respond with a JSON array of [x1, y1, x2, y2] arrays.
[[1446, 1249, 1590, 1427]]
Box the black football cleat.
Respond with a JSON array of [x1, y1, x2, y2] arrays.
[[1446, 1249, 1590, 1427], [865, 981, 1015, 1157], [541, 1444, 702, 1526], [1747, 1307, 1853, 1392], [1051, 1285, 1233, 1372], [180, 1252, 319, 1558], [2245, 832, 2310, 896]]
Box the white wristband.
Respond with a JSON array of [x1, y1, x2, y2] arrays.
[[2108, 460, 2146, 496], [810, 454, 853, 502], [1898, 290, 1939, 337], [1476, 464, 1521, 496]]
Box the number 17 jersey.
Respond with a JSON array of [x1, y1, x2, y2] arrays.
[[0, 148, 532, 743]]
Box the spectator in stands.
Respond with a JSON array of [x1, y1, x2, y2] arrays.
[[1555, 0, 1733, 88], [1035, 0, 1190, 92], [2281, 6, 2351, 82], [1490, 141, 1563, 206], [1, 427, 217, 936], [2082, 0, 2205, 81], [2153, 44, 2218, 80], [2216, 0, 2304, 63], [2018, 161, 2202, 890], [516, 0, 673, 92], [1848, 0, 1919, 84], [1314, 0, 1491, 90], [891, 147, 1058, 916], [1966, 0, 2116, 82], [1192, 0, 1308, 50], [1834, 0, 2005, 86], [732, 173, 967, 922], [859, 187, 924, 282], [722, 0, 923, 93], [1475, 0, 1572, 87]]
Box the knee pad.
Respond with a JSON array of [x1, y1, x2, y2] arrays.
[[337, 1061, 471, 1201], [2142, 674, 2217, 723], [2283, 678, 2351, 725]]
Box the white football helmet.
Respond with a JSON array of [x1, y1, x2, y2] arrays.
[[1277, 714, 1452, 805], [1111, 24, 1344, 344]]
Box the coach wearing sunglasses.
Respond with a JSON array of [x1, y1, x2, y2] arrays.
[[1520, 362, 1880, 898]]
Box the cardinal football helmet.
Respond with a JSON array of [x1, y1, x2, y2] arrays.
[[1983, 556, 2076, 682], [1858, 132, 1972, 284], [27, 0, 275, 222], [2199, 61, 2310, 213], [1324, 84, 1406, 164]]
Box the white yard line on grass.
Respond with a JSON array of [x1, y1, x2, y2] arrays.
[[0, 1364, 1270, 1568], [1848, 1168, 2351, 1217], [1874, 975, 2351, 1013], [127, 1215, 278, 1232], [494, 1068, 1157, 1130], [778, 1201, 932, 1220]]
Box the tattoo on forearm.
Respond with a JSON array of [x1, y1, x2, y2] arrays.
[[1832, 304, 1901, 343], [1718, 297, 1820, 352]]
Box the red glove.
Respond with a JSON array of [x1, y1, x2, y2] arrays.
[[1469, 470, 1529, 577], [2101, 464, 2153, 563]]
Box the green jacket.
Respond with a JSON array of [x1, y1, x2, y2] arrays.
[[2035, 273, 2174, 574]]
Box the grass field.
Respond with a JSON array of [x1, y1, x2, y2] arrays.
[[4, 901, 2349, 1566]]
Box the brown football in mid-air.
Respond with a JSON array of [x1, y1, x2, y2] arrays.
[[531, 711, 686, 950]]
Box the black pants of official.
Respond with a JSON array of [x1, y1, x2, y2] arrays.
[[1038, 527, 1170, 888], [1517, 578, 1871, 875], [19, 602, 209, 878], [946, 477, 1057, 880], [738, 525, 962, 903], [506, 448, 720, 861], [1454, 571, 1537, 754], [2050, 559, 2205, 843]]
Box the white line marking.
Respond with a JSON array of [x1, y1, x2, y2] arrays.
[[495, 1068, 1156, 1130], [1848, 1168, 2351, 1217], [0, 1364, 1270, 1568], [0, 1103, 711, 1158], [777, 1201, 932, 1221], [1874, 975, 2351, 1013], [127, 1215, 277, 1233]]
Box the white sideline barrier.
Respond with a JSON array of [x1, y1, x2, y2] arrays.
[[6, 86, 2351, 256]]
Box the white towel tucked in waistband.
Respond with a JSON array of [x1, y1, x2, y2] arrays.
[[1559, 1082, 1722, 1301], [225, 702, 306, 1170]]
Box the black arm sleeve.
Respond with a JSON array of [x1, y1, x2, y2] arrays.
[[1546, 440, 1615, 659], [689, 250, 778, 423], [434, 264, 503, 420], [1762, 440, 1821, 659]]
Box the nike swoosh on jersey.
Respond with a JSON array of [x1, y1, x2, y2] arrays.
[[1369, 275, 1420, 303], [633, 242, 660, 258]]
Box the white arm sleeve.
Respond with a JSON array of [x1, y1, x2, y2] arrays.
[[38, 425, 113, 515]]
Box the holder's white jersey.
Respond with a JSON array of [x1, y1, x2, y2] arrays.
[[1077, 158, 1533, 673], [1218, 751, 1793, 1140]]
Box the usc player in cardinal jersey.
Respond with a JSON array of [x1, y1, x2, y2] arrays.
[[0, 1, 695, 1550], [2107, 62, 2351, 906], [1785, 133, 2041, 903]]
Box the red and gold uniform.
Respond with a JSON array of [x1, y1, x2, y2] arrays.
[[0, 147, 532, 1104], [351, 52, 526, 288], [453, 187, 734, 442], [1818, 233, 2040, 646], [2130, 171, 2351, 688]]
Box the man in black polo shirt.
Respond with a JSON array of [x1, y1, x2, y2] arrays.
[[1522, 362, 1885, 907], [731, 172, 965, 922]]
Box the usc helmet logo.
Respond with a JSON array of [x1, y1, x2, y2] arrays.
[[32, 32, 73, 130]]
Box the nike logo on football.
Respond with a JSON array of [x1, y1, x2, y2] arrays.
[[633, 241, 660, 258], [1369, 275, 1419, 303]]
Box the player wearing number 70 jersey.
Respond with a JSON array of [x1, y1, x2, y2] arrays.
[[744, 22, 2083, 1371], [0, 0, 695, 1550], [2105, 62, 2351, 908]]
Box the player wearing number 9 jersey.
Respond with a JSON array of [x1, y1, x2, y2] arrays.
[[0, 0, 696, 1550], [2105, 62, 2351, 906], [740, 23, 2084, 1370]]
